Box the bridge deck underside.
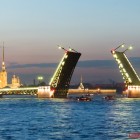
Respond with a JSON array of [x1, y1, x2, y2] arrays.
[[115, 51, 140, 85], [50, 51, 81, 98]]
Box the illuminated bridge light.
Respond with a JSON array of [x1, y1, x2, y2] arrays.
[[123, 77, 126, 79], [120, 64, 123, 68], [113, 54, 117, 58], [49, 53, 67, 85], [62, 62, 65, 66], [124, 53, 140, 82], [111, 46, 140, 86], [111, 49, 115, 54], [125, 73, 129, 77], [116, 59, 120, 63], [123, 69, 126, 72], [119, 65, 123, 69], [128, 78, 132, 83], [64, 55, 68, 59]]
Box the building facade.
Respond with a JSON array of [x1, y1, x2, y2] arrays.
[[11, 75, 20, 88], [0, 47, 7, 88]]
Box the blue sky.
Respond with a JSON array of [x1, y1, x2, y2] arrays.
[[0, 0, 140, 84]]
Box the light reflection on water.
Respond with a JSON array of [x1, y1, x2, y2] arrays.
[[0, 95, 140, 140]]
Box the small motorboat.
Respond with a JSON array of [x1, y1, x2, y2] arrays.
[[76, 96, 92, 101], [104, 95, 115, 100]]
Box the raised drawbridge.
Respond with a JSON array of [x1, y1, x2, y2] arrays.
[[49, 47, 81, 98], [0, 47, 81, 98], [111, 44, 140, 97]]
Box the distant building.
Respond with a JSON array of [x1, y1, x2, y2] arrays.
[[0, 46, 7, 88], [10, 74, 21, 88], [78, 75, 85, 89], [0, 45, 21, 88]]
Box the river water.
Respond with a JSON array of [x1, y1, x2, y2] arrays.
[[0, 94, 140, 140]]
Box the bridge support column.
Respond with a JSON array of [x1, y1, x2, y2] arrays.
[[37, 86, 54, 98], [53, 89, 68, 98], [127, 90, 140, 98]]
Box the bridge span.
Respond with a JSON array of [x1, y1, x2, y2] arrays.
[[0, 47, 81, 98], [0, 87, 38, 97], [111, 44, 140, 97]]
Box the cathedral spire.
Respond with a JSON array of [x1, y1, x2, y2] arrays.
[[80, 75, 83, 83], [2, 42, 6, 71], [78, 75, 84, 89]]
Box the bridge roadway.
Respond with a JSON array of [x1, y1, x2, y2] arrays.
[[0, 87, 38, 97], [0, 87, 116, 98]]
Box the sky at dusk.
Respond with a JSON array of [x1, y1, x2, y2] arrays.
[[0, 0, 140, 85]]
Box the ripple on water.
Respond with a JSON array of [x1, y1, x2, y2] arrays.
[[0, 96, 139, 139]]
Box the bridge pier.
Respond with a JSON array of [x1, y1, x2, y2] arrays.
[[37, 86, 54, 98], [53, 90, 68, 98], [128, 92, 140, 98], [124, 85, 140, 98]]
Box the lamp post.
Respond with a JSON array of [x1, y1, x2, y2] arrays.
[[37, 76, 43, 86], [123, 46, 133, 53], [58, 45, 68, 52], [114, 43, 125, 51], [69, 47, 78, 53]]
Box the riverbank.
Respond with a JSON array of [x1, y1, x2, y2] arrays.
[[68, 89, 116, 94]]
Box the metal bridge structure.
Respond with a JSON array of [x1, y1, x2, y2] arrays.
[[49, 47, 81, 98], [111, 44, 140, 85], [0, 87, 38, 97], [0, 47, 81, 98], [111, 44, 140, 97]]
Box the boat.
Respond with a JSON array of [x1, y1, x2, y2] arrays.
[[76, 96, 92, 101], [103, 95, 115, 100]]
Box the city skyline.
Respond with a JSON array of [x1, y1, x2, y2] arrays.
[[1, 0, 140, 84]]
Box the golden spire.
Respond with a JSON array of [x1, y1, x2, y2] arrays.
[[2, 42, 6, 71], [80, 75, 83, 83], [78, 75, 84, 89]]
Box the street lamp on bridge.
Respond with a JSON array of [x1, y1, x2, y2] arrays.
[[111, 43, 125, 54], [114, 43, 125, 51], [123, 46, 133, 53], [69, 47, 78, 53], [37, 76, 44, 85], [58, 45, 68, 52]]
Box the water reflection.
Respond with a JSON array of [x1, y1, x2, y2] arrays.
[[105, 98, 140, 139], [0, 96, 140, 139]]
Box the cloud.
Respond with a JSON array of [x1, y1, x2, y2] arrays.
[[6, 57, 140, 85], [77, 60, 116, 68], [7, 59, 117, 69], [7, 57, 140, 70], [7, 63, 57, 69]]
